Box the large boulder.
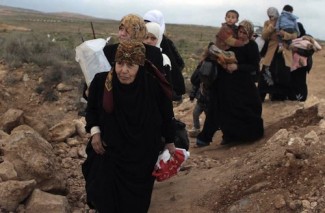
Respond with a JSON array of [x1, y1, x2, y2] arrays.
[[0, 180, 36, 211], [0, 108, 24, 133], [25, 189, 71, 213], [2, 125, 67, 192]]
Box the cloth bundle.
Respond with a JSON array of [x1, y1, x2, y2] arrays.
[[152, 148, 190, 182]]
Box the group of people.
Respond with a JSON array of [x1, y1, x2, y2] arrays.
[[190, 5, 320, 147], [81, 5, 320, 213], [258, 6, 320, 102]]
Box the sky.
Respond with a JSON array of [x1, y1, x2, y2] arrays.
[[0, 0, 324, 39]]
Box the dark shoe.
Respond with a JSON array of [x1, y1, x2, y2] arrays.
[[195, 139, 210, 147]]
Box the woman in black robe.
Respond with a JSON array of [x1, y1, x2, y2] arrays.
[[82, 41, 176, 212], [290, 22, 314, 101], [257, 7, 298, 101], [196, 20, 264, 146]]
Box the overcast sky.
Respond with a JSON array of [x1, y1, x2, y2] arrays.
[[1, 0, 324, 39]]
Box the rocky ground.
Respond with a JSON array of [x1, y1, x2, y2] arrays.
[[0, 48, 325, 212]]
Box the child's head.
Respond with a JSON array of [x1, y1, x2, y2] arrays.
[[283, 5, 293, 13], [225, 10, 239, 26]]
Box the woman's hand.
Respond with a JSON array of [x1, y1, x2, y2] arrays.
[[226, 63, 238, 73], [165, 143, 176, 156], [91, 133, 106, 155]]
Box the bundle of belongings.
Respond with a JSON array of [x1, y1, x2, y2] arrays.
[[152, 148, 190, 182], [290, 35, 322, 71], [208, 44, 238, 66], [75, 38, 111, 86]]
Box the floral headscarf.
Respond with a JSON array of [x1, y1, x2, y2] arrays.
[[119, 14, 147, 42], [115, 41, 146, 66]]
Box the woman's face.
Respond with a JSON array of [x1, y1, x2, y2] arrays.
[[115, 62, 139, 84], [238, 27, 249, 41], [118, 25, 131, 41], [143, 33, 158, 46]]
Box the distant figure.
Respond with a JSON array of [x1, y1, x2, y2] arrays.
[[276, 4, 300, 51], [290, 22, 321, 101], [143, 22, 172, 84], [196, 20, 264, 147], [188, 64, 209, 137], [208, 9, 246, 69], [215, 9, 245, 51], [257, 7, 298, 102], [143, 9, 186, 102]]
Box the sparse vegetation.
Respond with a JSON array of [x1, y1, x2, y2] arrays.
[[0, 7, 219, 78]]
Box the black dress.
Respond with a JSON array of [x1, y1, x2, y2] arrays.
[[82, 65, 175, 212], [198, 40, 264, 143], [258, 50, 292, 101], [161, 35, 186, 97]]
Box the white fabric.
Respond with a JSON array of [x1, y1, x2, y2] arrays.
[[90, 126, 101, 136], [75, 38, 111, 86], [143, 10, 165, 46], [162, 53, 171, 68], [255, 36, 265, 53]]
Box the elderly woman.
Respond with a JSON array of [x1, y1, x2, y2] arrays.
[[196, 20, 264, 146], [82, 41, 176, 212], [258, 7, 298, 101]]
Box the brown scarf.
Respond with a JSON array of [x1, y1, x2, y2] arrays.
[[145, 59, 173, 100]]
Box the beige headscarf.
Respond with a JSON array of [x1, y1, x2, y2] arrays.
[[238, 20, 254, 39], [119, 14, 147, 42]]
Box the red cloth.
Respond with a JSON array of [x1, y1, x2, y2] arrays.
[[152, 149, 188, 182]]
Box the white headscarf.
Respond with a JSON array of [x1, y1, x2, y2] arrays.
[[145, 22, 162, 48], [145, 21, 171, 67], [143, 10, 165, 40], [267, 7, 279, 18]]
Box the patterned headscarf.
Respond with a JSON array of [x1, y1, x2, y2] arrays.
[[115, 41, 146, 66], [119, 14, 147, 42], [238, 20, 254, 39]]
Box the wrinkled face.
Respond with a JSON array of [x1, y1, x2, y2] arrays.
[[118, 25, 131, 42], [225, 12, 238, 26], [115, 62, 139, 84], [143, 33, 158, 46]]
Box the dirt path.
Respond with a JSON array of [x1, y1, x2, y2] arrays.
[[148, 49, 325, 213]]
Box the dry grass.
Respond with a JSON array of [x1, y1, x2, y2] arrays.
[[0, 5, 220, 77]]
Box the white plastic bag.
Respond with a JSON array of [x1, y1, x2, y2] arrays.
[[75, 38, 111, 86]]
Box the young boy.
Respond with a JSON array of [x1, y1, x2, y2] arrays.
[[276, 5, 300, 51], [210, 10, 245, 67], [188, 65, 209, 137]]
